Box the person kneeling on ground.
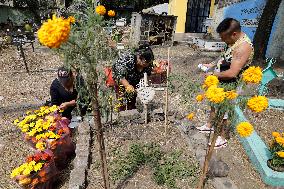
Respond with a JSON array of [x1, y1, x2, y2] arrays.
[[50, 67, 78, 120], [112, 43, 154, 111], [196, 18, 254, 149]]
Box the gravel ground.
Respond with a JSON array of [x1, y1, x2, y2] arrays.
[[87, 120, 212, 189], [1, 44, 283, 189], [247, 109, 284, 147], [152, 46, 277, 189]]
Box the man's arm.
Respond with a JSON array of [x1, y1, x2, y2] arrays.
[[214, 43, 252, 80]]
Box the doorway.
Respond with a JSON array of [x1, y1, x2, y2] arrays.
[[185, 0, 211, 33]]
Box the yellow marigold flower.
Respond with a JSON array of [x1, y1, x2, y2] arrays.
[[276, 151, 284, 158], [108, 10, 116, 17], [272, 132, 281, 138], [10, 168, 21, 178], [203, 75, 219, 88], [276, 137, 284, 147], [19, 177, 31, 185], [247, 96, 268, 113], [205, 86, 226, 104], [236, 122, 254, 137], [36, 141, 46, 151], [33, 163, 44, 172], [187, 113, 194, 120], [225, 90, 238, 100], [196, 94, 204, 102], [96, 5, 106, 16], [68, 16, 75, 24], [13, 119, 20, 125], [38, 15, 71, 48], [242, 66, 262, 84]]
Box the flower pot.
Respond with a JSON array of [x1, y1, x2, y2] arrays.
[[267, 159, 284, 172]]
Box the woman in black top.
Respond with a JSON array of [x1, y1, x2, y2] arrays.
[[50, 67, 77, 120], [112, 43, 154, 111]]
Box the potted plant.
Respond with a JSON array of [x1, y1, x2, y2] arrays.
[[267, 132, 284, 172]]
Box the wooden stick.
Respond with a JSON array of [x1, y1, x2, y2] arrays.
[[92, 82, 110, 189], [144, 103, 148, 124], [164, 47, 170, 135], [197, 115, 224, 189]]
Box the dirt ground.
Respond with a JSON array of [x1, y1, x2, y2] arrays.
[[1, 44, 282, 189], [247, 109, 284, 147], [0, 44, 68, 189]]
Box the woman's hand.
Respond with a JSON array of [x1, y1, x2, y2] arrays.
[[59, 100, 76, 111], [59, 102, 69, 111], [126, 85, 135, 93]]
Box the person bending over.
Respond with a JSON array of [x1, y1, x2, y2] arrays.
[[50, 67, 77, 120], [112, 43, 154, 111]]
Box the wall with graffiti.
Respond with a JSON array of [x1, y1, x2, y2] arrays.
[[223, 0, 281, 56]]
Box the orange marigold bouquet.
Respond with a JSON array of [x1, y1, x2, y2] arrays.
[[11, 150, 58, 189]]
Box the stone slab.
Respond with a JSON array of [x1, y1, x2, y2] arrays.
[[212, 177, 238, 189], [235, 106, 284, 187], [69, 168, 86, 189]]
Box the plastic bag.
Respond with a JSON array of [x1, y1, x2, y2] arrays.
[[152, 60, 171, 74], [104, 67, 116, 87], [13, 150, 59, 189]]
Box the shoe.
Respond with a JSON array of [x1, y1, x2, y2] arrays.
[[196, 124, 214, 134], [208, 136, 228, 149]]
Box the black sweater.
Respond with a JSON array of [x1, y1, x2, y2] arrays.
[[50, 78, 78, 119]]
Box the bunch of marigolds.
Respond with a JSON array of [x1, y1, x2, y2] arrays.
[[11, 105, 73, 187], [187, 66, 269, 139], [268, 132, 284, 168]]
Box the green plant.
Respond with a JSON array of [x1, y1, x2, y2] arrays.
[[110, 143, 199, 188]]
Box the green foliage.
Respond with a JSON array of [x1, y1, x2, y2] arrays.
[[110, 143, 199, 189], [269, 141, 284, 167], [58, 3, 118, 118]]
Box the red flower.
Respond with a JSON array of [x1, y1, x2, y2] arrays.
[[26, 156, 33, 163], [41, 153, 50, 161], [38, 170, 47, 178], [58, 129, 64, 135], [31, 178, 39, 186], [49, 126, 56, 131], [34, 154, 41, 162]]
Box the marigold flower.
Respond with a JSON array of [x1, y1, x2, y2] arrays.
[[68, 16, 75, 24], [38, 15, 71, 48], [196, 94, 204, 102], [236, 122, 254, 137], [36, 141, 46, 151], [205, 85, 226, 103], [19, 177, 31, 185], [242, 66, 262, 84], [276, 151, 284, 158], [31, 178, 39, 186], [276, 137, 284, 147], [108, 10, 116, 17], [272, 132, 281, 138], [187, 113, 194, 120], [225, 90, 238, 100], [247, 96, 268, 113], [203, 75, 219, 88], [96, 5, 106, 15]]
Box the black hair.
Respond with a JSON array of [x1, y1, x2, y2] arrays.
[[216, 18, 241, 34], [135, 42, 154, 63]]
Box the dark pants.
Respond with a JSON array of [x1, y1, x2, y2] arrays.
[[114, 85, 137, 111]]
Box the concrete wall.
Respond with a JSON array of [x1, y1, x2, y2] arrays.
[[168, 0, 188, 33], [267, 0, 284, 60]]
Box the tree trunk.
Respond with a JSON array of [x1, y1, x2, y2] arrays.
[[91, 82, 110, 189], [252, 0, 282, 67]]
